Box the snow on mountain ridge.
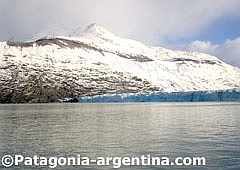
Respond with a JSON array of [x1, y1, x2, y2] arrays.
[[31, 24, 221, 62], [56, 24, 223, 63]]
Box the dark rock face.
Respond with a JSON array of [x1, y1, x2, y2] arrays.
[[0, 62, 156, 103], [169, 58, 221, 65]]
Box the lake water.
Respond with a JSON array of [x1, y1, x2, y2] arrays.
[[0, 103, 240, 170]]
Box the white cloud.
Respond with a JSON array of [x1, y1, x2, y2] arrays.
[[0, 0, 240, 44], [186, 38, 240, 67], [188, 41, 218, 54]]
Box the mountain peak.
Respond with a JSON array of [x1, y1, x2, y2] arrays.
[[83, 23, 116, 39]]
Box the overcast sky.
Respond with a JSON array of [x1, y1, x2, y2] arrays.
[[0, 0, 240, 67]]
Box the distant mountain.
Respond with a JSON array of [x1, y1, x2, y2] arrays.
[[0, 24, 239, 103]]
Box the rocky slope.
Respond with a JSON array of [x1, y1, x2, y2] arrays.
[[0, 24, 239, 103]]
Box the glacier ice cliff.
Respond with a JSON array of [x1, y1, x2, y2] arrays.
[[79, 89, 240, 103]]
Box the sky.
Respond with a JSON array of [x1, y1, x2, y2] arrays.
[[0, 0, 240, 67]]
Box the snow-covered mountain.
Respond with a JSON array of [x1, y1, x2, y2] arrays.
[[0, 24, 240, 103]]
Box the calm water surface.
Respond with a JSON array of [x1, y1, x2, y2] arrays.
[[0, 103, 240, 170]]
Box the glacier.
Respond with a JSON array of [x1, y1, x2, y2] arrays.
[[0, 24, 240, 103], [78, 89, 240, 103]]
